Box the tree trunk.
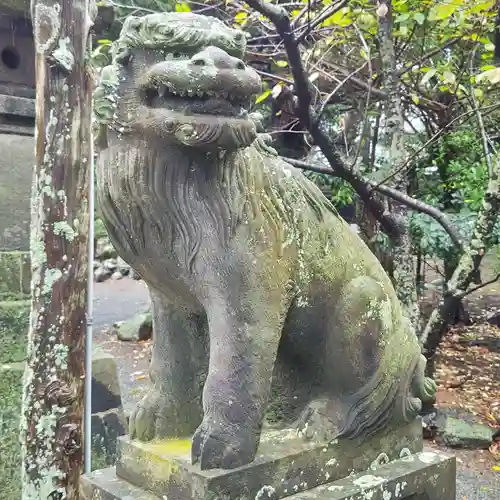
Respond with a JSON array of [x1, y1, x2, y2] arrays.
[[377, 0, 420, 329], [422, 154, 500, 376], [20, 1, 95, 498]]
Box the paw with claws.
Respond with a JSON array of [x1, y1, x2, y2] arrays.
[[191, 416, 259, 470], [129, 388, 187, 441]]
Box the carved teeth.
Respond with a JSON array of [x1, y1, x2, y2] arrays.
[[151, 84, 246, 109]]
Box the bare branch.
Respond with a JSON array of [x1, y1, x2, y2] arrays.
[[459, 273, 500, 298], [254, 69, 294, 86], [246, 0, 402, 237], [422, 154, 500, 371], [348, 23, 373, 167], [283, 156, 463, 250], [470, 46, 494, 177], [318, 61, 368, 120], [376, 103, 500, 187], [396, 37, 462, 78], [296, 0, 349, 44]]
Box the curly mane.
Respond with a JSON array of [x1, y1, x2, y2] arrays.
[[98, 138, 341, 275]]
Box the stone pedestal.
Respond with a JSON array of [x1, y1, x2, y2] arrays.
[[81, 419, 456, 500]]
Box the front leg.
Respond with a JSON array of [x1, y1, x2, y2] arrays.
[[191, 270, 291, 470], [129, 289, 209, 441]]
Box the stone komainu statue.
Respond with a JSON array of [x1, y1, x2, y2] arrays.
[[94, 12, 436, 471]]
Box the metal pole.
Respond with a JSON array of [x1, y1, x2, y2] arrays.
[[84, 36, 95, 472]]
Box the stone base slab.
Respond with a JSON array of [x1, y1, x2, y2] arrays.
[[112, 419, 422, 500], [81, 449, 456, 500]]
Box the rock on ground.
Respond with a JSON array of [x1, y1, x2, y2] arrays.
[[114, 311, 152, 342]]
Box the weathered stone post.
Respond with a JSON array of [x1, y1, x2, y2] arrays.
[[0, 4, 126, 498], [19, 0, 95, 498]]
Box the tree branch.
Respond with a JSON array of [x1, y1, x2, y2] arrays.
[[458, 273, 500, 299], [283, 156, 463, 251], [295, 0, 349, 44], [422, 154, 500, 375], [246, 0, 402, 237], [396, 37, 462, 78]]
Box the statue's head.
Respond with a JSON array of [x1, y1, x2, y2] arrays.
[[94, 13, 262, 151]]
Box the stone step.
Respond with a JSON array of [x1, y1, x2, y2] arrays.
[[81, 468, 159, 500], [81, 449, 456, 500], [281, 449, 456, 500], [115, 419, 423, 500]]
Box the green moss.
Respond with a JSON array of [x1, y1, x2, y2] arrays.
[[94, 217, 108, 240], [0, 362, 24, 500], [91, 449, 110, 473], [0, 300, 30, 364], [0, 252, 30, 300], [0, 299, 29, 498]]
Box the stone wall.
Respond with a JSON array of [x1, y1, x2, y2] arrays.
[[0, 97, 35, 252]]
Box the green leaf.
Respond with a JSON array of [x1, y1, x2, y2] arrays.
[[466, 1, 495, 15], [255, 89, 272, 104], [275, 60, 288, 68], [413, 13, 425, 25], [477, 67, 500, 84], [411, 94, 420, 105], [442, 70, 456, 85], [428, 3, 457, 22], [175, 2, 191, 13], [235, 11, 248, 23], [398, 25, 409, 36], [420, 68, 437, 86], [395, 13, 410, 23], [322, 9, 352, 27]]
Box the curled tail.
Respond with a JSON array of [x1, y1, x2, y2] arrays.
[[337, 352, 437, 441], [404, 354, 437, 419]]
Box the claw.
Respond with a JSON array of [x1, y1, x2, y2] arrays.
[[191, 417, 258, 470], [191, 424, 205, 465], [129, 412, 136, 439]]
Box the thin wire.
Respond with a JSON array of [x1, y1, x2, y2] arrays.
[[84, 31, 95, 476]]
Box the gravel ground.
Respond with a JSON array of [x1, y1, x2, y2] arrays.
[[92, 279, 500, 500]]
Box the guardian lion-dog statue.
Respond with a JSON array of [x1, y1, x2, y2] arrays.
[[94, 12, 436, 471]]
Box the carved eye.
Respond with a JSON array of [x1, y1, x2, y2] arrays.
[[173, 52, 182, 59]]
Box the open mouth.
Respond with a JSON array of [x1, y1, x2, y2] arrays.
[[143, 84, 251, 118]]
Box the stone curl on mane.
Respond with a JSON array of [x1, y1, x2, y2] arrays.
[[113, 12, 247, 63]]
